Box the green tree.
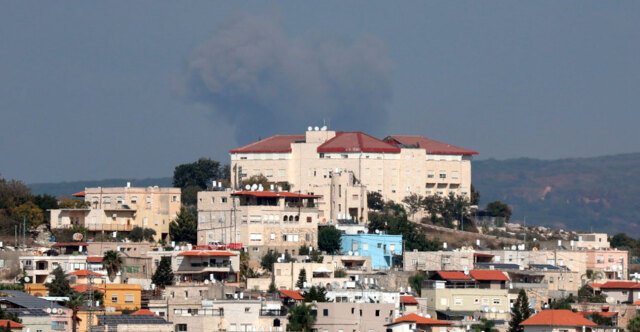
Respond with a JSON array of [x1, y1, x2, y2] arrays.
[[402, 193, 423, 219], [128, 227, 145, 242], [0, 176, 32, 210], [65, 292, 86, 332], [260, 251, 280, 272], [181, 185, 202, 207], [408, 271, 427, 295], [369, 202, 441, 251], [143, 228, 156, 242], [12, 201, 44, 228], [58, 197, 90, 209], [299, 245, 310, 255], [367, 191, 384, 210], [334, 268, 346, 278], [103, 250, 122, 282], [470, 184, 480, 206], [590, 313, 613, 326], [486, 201, 512, 222], [173, 158, 225, 189], [32, 194, 58, 225], [472, 319, 498, 332], [240, 251, 256, 281], [296, 268, 307, 289], [268, 282, 277, 294], [318, 226, 341, 254], [169, 207, 197, 244], [303, 286, 328, 302], [508, 289, 530, 332], [151, 256, 174, 288], [241, 174, 271, 189], [610, 233, 636, 249], [548, 294, 575, 309], [45, 266, 71, 297], [421, 195, 444, 224], [441, 193, 470, 229], [287, 303, 316, 332], [577, 284, 607, 303], [310, 249, 323, 263], [628, 313, 640, 332]]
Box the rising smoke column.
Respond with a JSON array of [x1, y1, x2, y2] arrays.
[[179, 13, 394, 144]]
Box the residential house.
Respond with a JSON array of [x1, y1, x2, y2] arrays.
[[590, 281, 640, 304], [247, 262, 348, 291], [403, 250, 475, 272], [386, 313, 453, 332], [520, 309, 598, 332], [340, 234, 403, 270], [0, 291, 72, 332], [49, 185, 181, 241], [102, 284, 142, 311], [312, 302, 395, 332], [4, 309, 50, 332], [229, 128, 477, 213], [0, 320, 24, 332], [91, 314, 173, 332]]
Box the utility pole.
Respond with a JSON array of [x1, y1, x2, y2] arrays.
[[22, 216, 26, 248], [88, 270, 94, 331]]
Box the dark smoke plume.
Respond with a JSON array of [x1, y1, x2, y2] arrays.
[[179, 14, 394, 144]]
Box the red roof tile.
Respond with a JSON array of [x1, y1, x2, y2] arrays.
[[86, 256, 103, 263], [231, 191, 321, 199], [131, 309, 159, 316], [599, 281, 640, 289], [72, 191, 85, 197], [230, 135, 304, 153], [520, 310, 597, 327], [470, 270, 510, 281], [384, 135, 478, 155], [436, 271, 472, 280], [581, 311, 618, 318], [588, 283, 604, 289], [395, 313, 452, 325], [474, 253, 494, 258], [73, 284, 105, 293], [400, 296, 418, 305], [52, 242, 88, 247], [0, 320, 24, 328], [177, 251, 237, 257], [317, 132, 400, 153], [67, 270, 104, 277], [279, 290, 305, 301]]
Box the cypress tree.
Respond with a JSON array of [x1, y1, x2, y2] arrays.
[[508, 289, 530, 332], [45, 266, 71, 297], [296, 268, 307, 289], [151, 256, 174, 288]]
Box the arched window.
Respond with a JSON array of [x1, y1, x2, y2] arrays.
[[294, 215, 300, 222], [283, 216, 288, 222]]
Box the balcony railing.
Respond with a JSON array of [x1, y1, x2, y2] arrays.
[[260, 309, 287, 317]]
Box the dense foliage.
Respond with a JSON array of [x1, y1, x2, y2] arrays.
[[173, 158, 229, 205], [287, 303, 316, 332], [368, 202, 440, 251], [317, 226, 341, 254], [152, 256, 174, 288], [169, 207, 197, 244], [508, 289, 530, 332], [367, 191, 384, 210], [408, 271, 427, 295], [45, 266, 71, 296], [128, 226, 157, 242], [103, 250, 123, 282], [303, 286, 328, 302]]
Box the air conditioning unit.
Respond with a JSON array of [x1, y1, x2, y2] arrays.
[[112, 214, 117, 219]]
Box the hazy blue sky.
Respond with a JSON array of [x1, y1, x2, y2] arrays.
[[1, 1, 639, 183]]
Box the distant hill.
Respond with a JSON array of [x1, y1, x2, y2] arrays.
[[29, 177, 173, 198], [473, 153, 640, 236]]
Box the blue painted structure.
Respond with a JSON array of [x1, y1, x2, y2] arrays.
[[340, 234, 403, 270]]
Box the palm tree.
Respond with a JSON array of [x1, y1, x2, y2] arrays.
[[102, 250, 122, 282], [65, 292, 86, 332], [287, 303, 316, 332]]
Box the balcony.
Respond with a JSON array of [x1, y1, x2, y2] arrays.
[[85, 224, 133, 231], [260, 309, 287, 317]]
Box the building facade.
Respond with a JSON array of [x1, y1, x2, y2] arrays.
[[340, 234, 403, 270]]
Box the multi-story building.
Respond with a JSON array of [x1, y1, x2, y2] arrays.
[[312, 302, 396, 332], [403, 250, 476, 272], [229, 128, 477, 221], [340, 234, 403, 270], [247, 262, 349, 291], [197, 190, 321, 258], [49, 185, 181, 241]]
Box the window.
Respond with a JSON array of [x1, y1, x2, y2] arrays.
[[363, 243, 369, 251], [352, 243, 359, 251], [482, 298, 490, 305], [103, 196, 111, 204], [245, 307, 251, 313], [474, 298, 480, 304], [176, 324, 188, 332], [221, 197, 227, 203], [454, 297, 463, 305], [439, 171, 446, 179], [250, 233, 262, 241], [125, 294, 134, 303], [270, 233, 276, 240], [278, 169, 286, 177], [427, 170, 435, 178], [146, 196, 151, 203], [365, 168, 371, 176], [493, 298, 501, 305], [451, 171, 459, 179], [211, 197, 215, 203], [172, 195, 179, 202], [111, 294, 118, 303], [389, 244, 395, 252], [323, 309, 329, 316], [130, 196, 137, 203], [375, 309, 380, 316], [24, 260, 32, 266], [265, 169, 273, 177]]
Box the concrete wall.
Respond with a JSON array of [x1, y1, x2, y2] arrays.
[[313, 302, 396, 332], [403, 251, 474, 272]]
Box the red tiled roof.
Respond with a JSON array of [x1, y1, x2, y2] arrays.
[[520, 310, 597, 327], [384, 135, 478, 155], [0, 320, 24, 328], [73, 284, 105, 293], [279, 290, 305, 301], [588, 283, 604, 289], [132, 309, 159, 316], [599, 281, 640, 289], [52, 242, 88, 247], [72, 191, 85, 197], [400, 296, 418, 305], [230, 135, 304, 153], [470, 270, 510, 281], [395, 313, 452, 326], [317, 132, 401, 153], [436, 271, 472, 280], [474, 253, 494, 258], [87, 257, 103, 263], [177, 251, 237, 257], [67, 270, 104, 277], [231, 191, 321, 199]]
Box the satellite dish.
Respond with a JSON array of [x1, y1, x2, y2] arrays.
[[307, 126, 313, 131], [314, 126, 319, 131], [245, 185, 251, 190], [24, 276, 30, 283], [251, 184, 258, 191], [46, 308, 52, 313], [321, 126, 327, 131], [204, 279, 209, 284]]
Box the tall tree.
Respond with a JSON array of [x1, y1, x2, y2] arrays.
[[32, 194, 58, 225], [402, 193, 423, 219], [508, 289, 530, 332], [102, 250, 122, 282], [367, 191, 384, 211], [58, 197, 90, 209], [296, 268, 307, 289], [287, 303, 316, 332], [408, 271, 427, 295], [143, 228, 156, 242], [0, 176, 32, 210], [318, 226, 341, 254], [260, 250, 280, 272], [368, 202, 440, 251], [470, 184, 480, 205], [421, 195, 444, 224], [152, 256, 174, 288], [628, 313, 640, 332], [12, 201, 44, 228], [65, 292, 86, 332], [45, 266, 71, 297], [169, 207, 197, 244], [486, 201, 512, 222], [173, 158, 225, 189], [303, 286, 328, 302], [128, 227, 145, 242]]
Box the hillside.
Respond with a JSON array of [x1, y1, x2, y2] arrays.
[[29, 177, 173, 198], [473, 153, 640, 235]]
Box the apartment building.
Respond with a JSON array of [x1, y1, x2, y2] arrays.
[[312, 302, 396, 332], [229, 128, 477, 218], [247, 262, 349, 291], [403, 250, 476, 272], [340, 234, 403, 270], [50, 185, 181, 241], [197, 190, 320, 258]]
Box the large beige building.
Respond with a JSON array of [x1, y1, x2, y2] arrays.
[[229, 128, 477, 222], [50, 185, 181, 241]]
